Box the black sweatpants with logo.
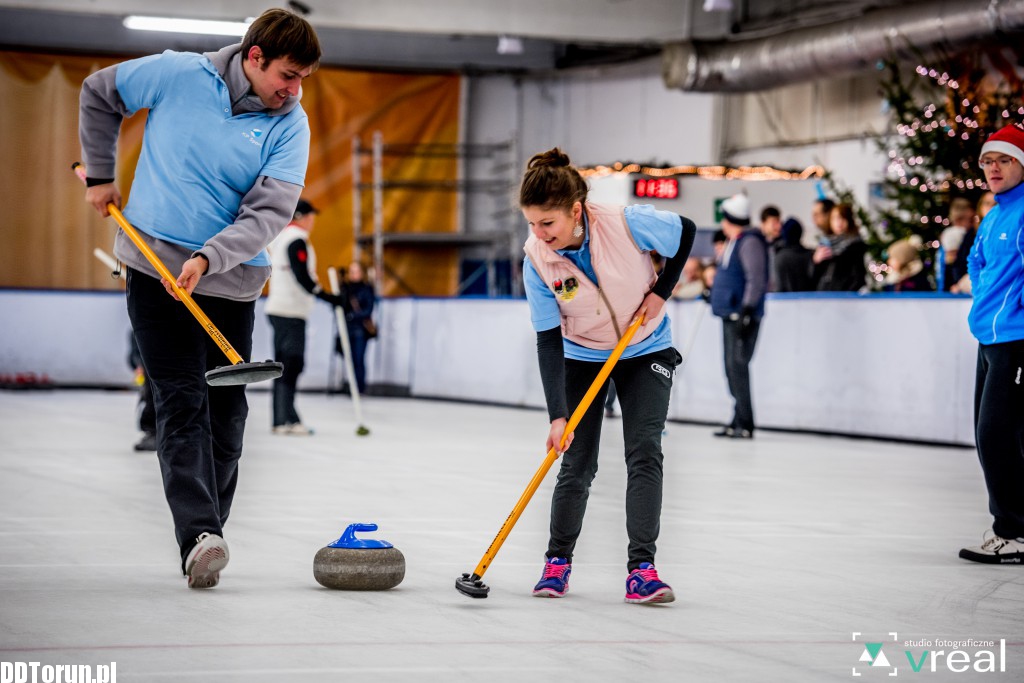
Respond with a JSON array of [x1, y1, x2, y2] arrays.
[[974, 340, 1024, 539], [547, 346, 681, 571], [127, 268, 254, 567]]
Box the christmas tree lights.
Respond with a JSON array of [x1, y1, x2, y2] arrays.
[[836, 51, 1024, 279]]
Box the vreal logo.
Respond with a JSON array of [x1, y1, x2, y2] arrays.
[[852, 632, 897, 677], [852, 632, 1007, 676]]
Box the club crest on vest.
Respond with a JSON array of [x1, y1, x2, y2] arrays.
[[552, 277, 579, 301]]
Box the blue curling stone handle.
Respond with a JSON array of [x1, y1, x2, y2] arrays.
[[327, 523, 394, 549]]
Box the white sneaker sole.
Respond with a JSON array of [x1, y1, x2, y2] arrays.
[[625, 587, 676, 604], [959, 548, 1024, 564], [186, 539, 229, 589]]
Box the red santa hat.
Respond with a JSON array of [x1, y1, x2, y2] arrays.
[[979, 123, 1024, 168]]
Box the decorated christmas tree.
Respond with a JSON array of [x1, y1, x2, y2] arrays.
[[830, 48, 1024, 287]]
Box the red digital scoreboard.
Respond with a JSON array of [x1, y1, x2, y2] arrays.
[[633, 177, 679, 199]]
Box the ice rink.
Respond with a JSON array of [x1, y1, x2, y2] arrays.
[[0, 389, 1021, 682]]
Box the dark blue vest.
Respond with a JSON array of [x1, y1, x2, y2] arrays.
[[711, 230, 767, 319]]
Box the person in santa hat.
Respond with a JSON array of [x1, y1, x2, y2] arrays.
[[960, 123, 1024, 564]]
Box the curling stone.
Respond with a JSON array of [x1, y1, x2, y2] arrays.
[[313, 523, 405, 590]]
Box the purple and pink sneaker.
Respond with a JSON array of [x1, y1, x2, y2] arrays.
[[532, 557, 571, 597], [625, 562, 675, 604]]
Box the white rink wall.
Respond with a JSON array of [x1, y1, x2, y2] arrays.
[[0, 291, 975, 445]]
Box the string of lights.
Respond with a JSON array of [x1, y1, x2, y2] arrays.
[[576, 161, 825, 181]]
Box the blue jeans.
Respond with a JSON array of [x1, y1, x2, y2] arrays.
[[127, 269, 254, 566]]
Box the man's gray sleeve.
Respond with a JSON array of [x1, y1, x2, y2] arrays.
[[79, 65, 130, 179], [738, 237, 768, 310], [196, 176, 301, 275]]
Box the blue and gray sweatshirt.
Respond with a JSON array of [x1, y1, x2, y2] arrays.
[[78, 44, 305, 300]]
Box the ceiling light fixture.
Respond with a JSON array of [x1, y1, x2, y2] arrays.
[[497, 36, 524, 55], [122, 16, 254, 36]]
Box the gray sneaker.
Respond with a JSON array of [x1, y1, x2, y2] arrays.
[[184, 532, 229, 588], [959, 531, 1024, 564]]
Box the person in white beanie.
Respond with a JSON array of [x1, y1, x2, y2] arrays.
[[709, 192, 768, 439], [959, 123, 1024, 564]]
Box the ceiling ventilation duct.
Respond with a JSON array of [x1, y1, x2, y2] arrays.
[[663, 0, 1024, 92]]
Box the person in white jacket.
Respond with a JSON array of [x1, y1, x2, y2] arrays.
[[265, 199, 347, 434]]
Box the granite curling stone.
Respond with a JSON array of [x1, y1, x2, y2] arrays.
[[314, 523, 405, 590]]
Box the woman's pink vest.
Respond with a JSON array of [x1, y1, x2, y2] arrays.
[[524, 202, 664, 349]]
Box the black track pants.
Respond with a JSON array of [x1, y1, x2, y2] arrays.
[[127, 268, 254, 565], [974, 341, 1024, 539], [546, 346, 681, 571]]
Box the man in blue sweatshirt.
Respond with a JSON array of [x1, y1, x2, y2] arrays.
[[960, 123, 1024, 564], [79, 9, 321, 588]]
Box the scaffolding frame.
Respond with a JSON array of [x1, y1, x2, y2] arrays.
[[352, 132, 518, 296]]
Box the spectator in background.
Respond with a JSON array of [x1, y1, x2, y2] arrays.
[[265, 199, 347, 436], [773, 217, 814, 292], [939, 197, 976, 290], [959, 124, 1024, 564], [978, 189, 998, 218], [951, 191, 996, 295], [712, 228, 728, 263], [759, 205, 782, 243], [811, 198, 835, 240], [710, 193, 768, 440], [812, 203, 868, 292], [672, 257, 706, 299], [341, 261, 376, 394], [759, 205, 782, 291], [702, 262, 717, 291], [882, 238, 933, 293]]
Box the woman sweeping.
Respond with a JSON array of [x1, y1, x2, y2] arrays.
[[520, 148, 696, 603]]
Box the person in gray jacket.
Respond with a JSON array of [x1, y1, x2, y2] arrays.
[[79, 8, 321, 589]]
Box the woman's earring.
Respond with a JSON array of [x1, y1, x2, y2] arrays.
[[572, 221, 584, 239]]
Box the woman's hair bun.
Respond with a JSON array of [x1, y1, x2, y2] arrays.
[[527, 147, 572, 170]]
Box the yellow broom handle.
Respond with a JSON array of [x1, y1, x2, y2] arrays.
[[73, 163, 244, 365], [470, 315, 646, 579]]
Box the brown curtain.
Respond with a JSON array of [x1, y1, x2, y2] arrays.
[[0, 50, 460, 296]]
